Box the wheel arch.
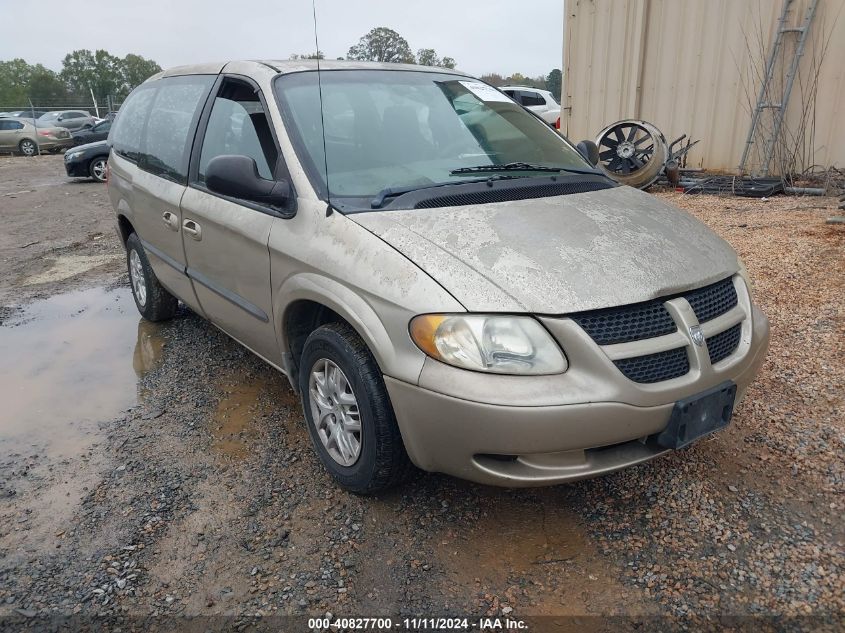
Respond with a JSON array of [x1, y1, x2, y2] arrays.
[[116, 213, 135, 246], [276, 273, 401, 389]]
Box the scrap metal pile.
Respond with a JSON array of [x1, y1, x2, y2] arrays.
[[594, 118, 842, 200]]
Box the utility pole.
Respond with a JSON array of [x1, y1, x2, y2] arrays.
[[28, 98, 40, 155]]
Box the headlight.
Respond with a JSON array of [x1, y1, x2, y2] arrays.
[[409, 314, 567, 375], [66, 151, 82, 160]]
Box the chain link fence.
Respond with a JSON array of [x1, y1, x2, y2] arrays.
[[0, 96, 124, 118]]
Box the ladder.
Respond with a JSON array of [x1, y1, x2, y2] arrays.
[[738, 0, 819, 176]]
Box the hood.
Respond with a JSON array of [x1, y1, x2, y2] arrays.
[[351, 186, 740, 314]]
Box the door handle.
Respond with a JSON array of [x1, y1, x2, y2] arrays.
[[182, 218, 202, 241], [161, 211, 179, 231]]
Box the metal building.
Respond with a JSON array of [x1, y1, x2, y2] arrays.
[[562, 0, 845, 173]]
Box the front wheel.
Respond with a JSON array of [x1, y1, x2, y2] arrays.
[[89, 156, 107, 182], [298, 322, 413, 494], [18, 139, 37, 157], [126, 233, 178, 322]]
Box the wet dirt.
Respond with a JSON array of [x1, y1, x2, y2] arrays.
[[0, 286, 154, 458]]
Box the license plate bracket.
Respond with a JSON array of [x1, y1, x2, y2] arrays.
[[656, 381, 737, 450]]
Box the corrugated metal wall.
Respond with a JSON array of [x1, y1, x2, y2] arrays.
[[562, 0, 845, 172]]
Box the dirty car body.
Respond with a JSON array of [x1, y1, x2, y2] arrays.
[[107, 61, 770, 492]]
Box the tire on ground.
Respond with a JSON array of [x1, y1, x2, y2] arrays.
[[125, 232, 178, 322], [298, 322, 414, 494]]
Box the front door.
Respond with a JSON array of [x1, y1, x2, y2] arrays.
[[180, 76, 283, 364]]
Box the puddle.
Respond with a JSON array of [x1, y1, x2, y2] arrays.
[[0, 286, 162, 457]]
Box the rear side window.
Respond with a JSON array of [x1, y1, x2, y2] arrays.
[[140, 75, 215, 183], [110, 85, 156, 161], [519, 91, 545, 107]]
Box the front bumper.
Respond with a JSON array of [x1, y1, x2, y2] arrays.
[[386, 302, 770, 487], [64, 156, 89, 177]]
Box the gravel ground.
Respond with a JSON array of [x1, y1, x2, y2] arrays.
[[0, 156, 842, 631]]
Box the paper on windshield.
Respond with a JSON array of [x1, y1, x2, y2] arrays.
[[459, 81, 512, 103]]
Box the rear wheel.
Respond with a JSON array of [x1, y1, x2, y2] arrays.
[[89, 157, 108, 182], [126, 233, 178, 322], [298, 322, 413, 494], [18, 139, 37, 157]]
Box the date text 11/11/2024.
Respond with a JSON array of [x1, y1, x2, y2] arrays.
[[307, 617, 529, 630]]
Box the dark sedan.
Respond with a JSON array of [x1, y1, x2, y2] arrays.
[[71, 119, 112, 146], [64, 140, 109, 182]]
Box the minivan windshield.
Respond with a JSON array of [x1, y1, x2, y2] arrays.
[[274, 70, 596, 206]]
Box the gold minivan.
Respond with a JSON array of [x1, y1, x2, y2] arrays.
[[108, 61, 769, 493]]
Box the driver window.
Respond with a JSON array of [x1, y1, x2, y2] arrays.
[[198, 79, 277, 182]]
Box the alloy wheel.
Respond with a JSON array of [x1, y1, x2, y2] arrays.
[[91, 158, 107, 182], [308, 358, 362, 467], [129, 249, 147, 307], [20, 140, 37, 157]]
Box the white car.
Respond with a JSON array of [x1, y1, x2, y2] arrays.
[[500, 86, 561, 127]]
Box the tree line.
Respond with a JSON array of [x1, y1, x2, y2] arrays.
[[0, 50, 161, 107], [293, 27, 562, 99], [1, 26, 562, 108]]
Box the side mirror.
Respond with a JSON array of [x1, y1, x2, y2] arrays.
[[576, 140, 599, 166], [205, 155, 291, 209]]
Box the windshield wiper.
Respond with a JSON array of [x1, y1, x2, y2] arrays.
[[450, 162, 598, 176], [371, 175, 516, 209]]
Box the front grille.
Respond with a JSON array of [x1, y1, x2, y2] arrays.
[[685, 277, 737, 323], [571, 300, 676, 345], [613, 347, 690, 383], [706, 324, 741, 364], [569, 276, 742, 384]]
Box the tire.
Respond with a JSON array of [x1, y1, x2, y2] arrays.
[[88, 156, 108, 182], [18, 139, 37, 157], [125, 233, 178, 322], [298, 322, 413, 494]]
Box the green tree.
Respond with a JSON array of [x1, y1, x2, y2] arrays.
[[120, 54, 161, 96], [289, 51, 326, 60], [27, 65, 68, 102], [347, 27, 415, 64], [0, 59, 35, 105], [480, 73, 505, 87], [417, 49, 457, 69], [0, 59, 68, 106], [546, 68, 562, 101], [60, 49, 123, 100], [416, 48, 440, 67]]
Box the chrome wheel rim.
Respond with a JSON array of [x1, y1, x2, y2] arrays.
[[129, 249, 147, 307], [308, 358, 362, 467], [91, 159, 106, 181], [21, 140, 36, 156]]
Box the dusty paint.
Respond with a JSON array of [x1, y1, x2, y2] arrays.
[[353, 186, 739, 314]]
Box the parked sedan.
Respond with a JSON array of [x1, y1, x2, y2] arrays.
[[38, 110, 97, 131], [1, 110, 49, 120], [0, 119, 73, 155], [71, 119, 112, 146], [64, 140, 109, 182]]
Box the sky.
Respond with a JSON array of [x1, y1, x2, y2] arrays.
[[0, 0, 564, 78]]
